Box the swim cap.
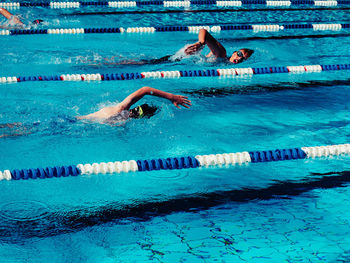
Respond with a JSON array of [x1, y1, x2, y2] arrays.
[[32, 19, 44, 25], [130, 104, 158, 119], [134, 105, 144, 119]]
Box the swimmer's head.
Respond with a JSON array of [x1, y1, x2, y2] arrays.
[[129, 104, 158, 119], [32, 19, 44, 25], [229, 49, 254, 64]]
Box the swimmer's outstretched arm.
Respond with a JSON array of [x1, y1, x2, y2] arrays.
[[184, 29, 226, 58], [0, 8, 23, 25], [0, 8, 14, 20], [119, 86, 192, 110], [77, 86, 191, 120]]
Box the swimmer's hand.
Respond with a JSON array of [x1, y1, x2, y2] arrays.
[[184, 41, 205, 55], [172, 95, 192, 109]]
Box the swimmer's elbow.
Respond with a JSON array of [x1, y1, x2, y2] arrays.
[[140, 86, 153, 95]]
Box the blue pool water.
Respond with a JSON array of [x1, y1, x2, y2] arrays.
[[1, 2, 350, 262]]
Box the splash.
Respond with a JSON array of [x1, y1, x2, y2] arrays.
[[170, 44, 208, 65]]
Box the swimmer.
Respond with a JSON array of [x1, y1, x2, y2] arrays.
[[0, 8, 43, 28], [184, 29, 254, 64], [77, 86, 191, 123], [108, 29, 253, 66], [0, 87, 191, 138], [84, 29, 253, 68]]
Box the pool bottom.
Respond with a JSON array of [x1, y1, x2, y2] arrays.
[[0, 170, 349, 262]]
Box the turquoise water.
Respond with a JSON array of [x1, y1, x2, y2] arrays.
[[1, 3, 350, 262]]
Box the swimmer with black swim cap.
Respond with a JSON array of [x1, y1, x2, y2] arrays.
[[0, 87, 189, 138], [129, 104, 158, 119], [77, 86, 191, 123], [0, 8, 44, 28], [32, 19, 44, 25]]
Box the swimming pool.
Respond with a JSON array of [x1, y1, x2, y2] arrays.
[[1, 1, 350, 261]]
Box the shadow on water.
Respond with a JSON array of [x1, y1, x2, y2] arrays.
[[0, 170, 350, 242], [181, 78, 350, 97]]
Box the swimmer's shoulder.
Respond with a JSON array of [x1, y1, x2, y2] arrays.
[[104, 110, 130, 124], [77, 103, 124, 122]]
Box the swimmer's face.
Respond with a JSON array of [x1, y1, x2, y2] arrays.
[[129, 104, 158, 119], [229, 49, 250, 64], [129, 109, 136, 118]]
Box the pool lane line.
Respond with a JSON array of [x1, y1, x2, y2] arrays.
[[0, 170, 348, 240], [1, 143, 349, 181], [62, 6, 350, 15], [1, 22, 349, 36], [0, 63, 349, 84], [2, 0, 350, 9]]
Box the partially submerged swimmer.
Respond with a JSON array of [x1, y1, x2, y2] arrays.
[[0, 87, 191, 138], [88, 29, 253, 68], [0, 8, 43, 28], [77, 86, 192, 123], [117, 29, 253, 65], [184, 29, 254, 64]]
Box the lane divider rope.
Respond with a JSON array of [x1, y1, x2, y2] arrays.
[[2, 0, 350, 9], [1, 22, 349, 36], [1, 143, 349, 181], [0, 63, 348, 84]]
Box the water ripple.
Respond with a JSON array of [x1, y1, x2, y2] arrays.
[[0, 201, 50, 221]]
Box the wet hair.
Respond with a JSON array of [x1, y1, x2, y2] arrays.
[[242, 48, 254, 59], [130, 104, 158, 119], [230, 48, 254, 64]]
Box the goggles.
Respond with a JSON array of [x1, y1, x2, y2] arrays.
[[233, 50, 245, 64]]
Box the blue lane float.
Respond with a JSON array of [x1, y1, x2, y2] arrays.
[[0, 22, 348, 36], [1, 143, 349, 181], [2, 0, 350, 9], [0, 63, 349, 84]]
